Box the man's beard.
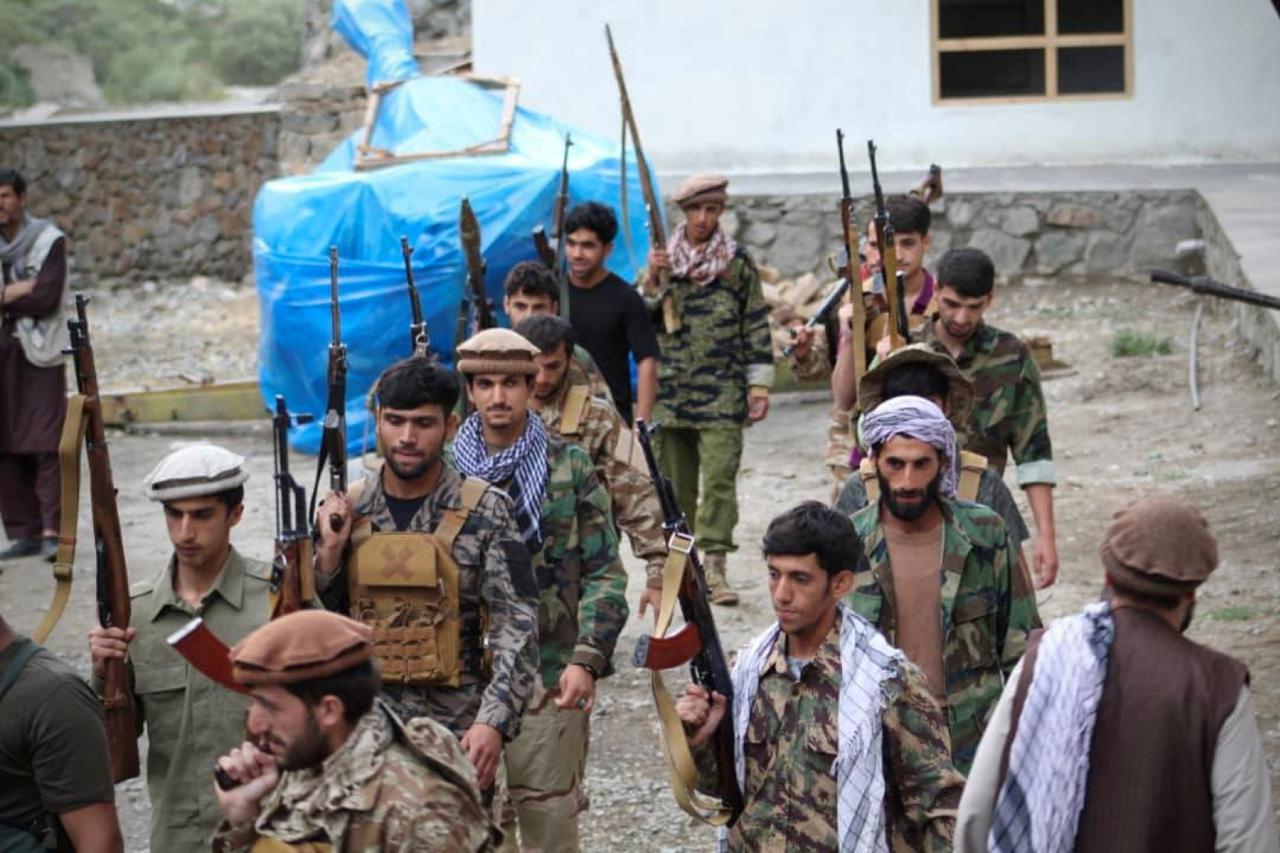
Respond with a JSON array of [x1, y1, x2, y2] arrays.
[[386, 451, 434, 481], [878, 470, 943, 522], [278, 712, 331, 772]]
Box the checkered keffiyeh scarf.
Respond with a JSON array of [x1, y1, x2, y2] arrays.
[[861, 395, 958, 497], [452, 411, 549, 550], [989, 601, 1116, 853], [667, 224, 737, 287], [720, 604, 905, 853]]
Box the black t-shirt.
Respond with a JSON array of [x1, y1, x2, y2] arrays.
[[384, 492, 428, 531], [567, 272, 661, 423]]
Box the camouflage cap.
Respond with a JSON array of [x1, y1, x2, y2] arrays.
[[231, 610, 374, 687], [456, 328, 540, 376], [1101, 495, 1218, 598], [859, 343, 974, 426], [143, 444, 249, 502], [672, 173, 729, 207]]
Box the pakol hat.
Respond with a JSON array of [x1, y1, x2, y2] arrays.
[[230, 610, 374, 687], [859, 344, 975, 426], [1100, 495, 1218, 598], [672, 173, 729, 207], [143, 444, 249, 502], [456, 328, 540, 376]]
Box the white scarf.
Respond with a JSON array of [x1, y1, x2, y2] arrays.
[[722, 603, 905, 852]]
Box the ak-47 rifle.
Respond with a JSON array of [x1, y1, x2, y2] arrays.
[[65, 294, 140, 784], [401, 236, 432, 358], [1150, 269, 1280, 310], [605, 24, 677, 334], [310, 246, 347, 533], [458, 197, 496, 336], [532, 134, 574, 317], [827, 128, 869, 380], [782, 278, 850, 360], [868, 139, 906, 349], [911, 164, 944, 205], [631, 420, 743, 826], [270, 395, 315, 618]]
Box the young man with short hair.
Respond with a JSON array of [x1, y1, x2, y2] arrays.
[[677, 502, 963, 851], [87, 445, 273, 852], [917, 247, 1059, 588], [502, 260, 613, 404], [561, 202, 660, 424]]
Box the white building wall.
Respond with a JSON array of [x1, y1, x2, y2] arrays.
[[473, 0, 1280, 174]]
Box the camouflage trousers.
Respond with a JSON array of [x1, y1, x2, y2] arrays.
[[502, 685, 590, 852], [654, 425, 744, 554]]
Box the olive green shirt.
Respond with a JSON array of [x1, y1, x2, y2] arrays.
[[121, 546, 273, 853]]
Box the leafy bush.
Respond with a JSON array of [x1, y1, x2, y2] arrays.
[[1111, 329, 1174, 358]]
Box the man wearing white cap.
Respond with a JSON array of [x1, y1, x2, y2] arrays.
[[87, 444, 274, 853]]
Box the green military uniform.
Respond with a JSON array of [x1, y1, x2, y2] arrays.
[[212, 700, 497, 852], [643, 248, 774, 555], [695, 618, 963, 851], [917, 319, 1055, 486], [319, 463, 540, 741], [122, 547, 273, 852], [536, 372, 667, 589], [847, 496, 1040, 774]]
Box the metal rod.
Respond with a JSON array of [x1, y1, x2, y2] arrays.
[[1189, 302, 1204, 412]]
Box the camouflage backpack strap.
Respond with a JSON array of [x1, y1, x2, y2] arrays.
[[958, 450, 987, 502], [559, 384, 591, 437], [859, 456, 879, 502], [434, 477, 490, 553]]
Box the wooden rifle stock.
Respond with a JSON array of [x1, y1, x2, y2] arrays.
[[66, 294, 140, 783], [835, 129, 868, 383], [459, 197, 495, 332], [166, 618, 249, 694], [868, 139, 904, 349], [271, 396, 315, 618], [311, 246, 348, 533]]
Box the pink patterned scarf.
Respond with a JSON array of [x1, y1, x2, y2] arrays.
[[667, 225, 737, 287]]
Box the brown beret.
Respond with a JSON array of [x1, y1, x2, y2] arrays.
[[230, 610, 374, 687], [1100, 495, 1218, 598], [455, 328, 540, 377], [859, 344, 975, 425], [672, 173, 729, 207]]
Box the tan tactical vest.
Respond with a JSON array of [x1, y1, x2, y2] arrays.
[[347, 477, 490, 687], [556, 383, 647, 474], [859, 450, 987, 503], [251, 840, 331, 853]]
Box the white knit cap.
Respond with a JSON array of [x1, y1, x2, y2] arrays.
[[143, 444, 249, 502]]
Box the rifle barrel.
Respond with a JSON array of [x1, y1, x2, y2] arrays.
[[1150, 269, 1280, 311]]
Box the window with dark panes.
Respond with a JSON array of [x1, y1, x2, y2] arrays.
[[934, 0, 1130, 103]]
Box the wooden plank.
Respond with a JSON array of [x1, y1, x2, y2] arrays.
[[100, 380, 266, 426]]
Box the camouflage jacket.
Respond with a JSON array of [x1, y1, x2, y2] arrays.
[[847, 497, 1041, 774], [318, 464, 540, 740], [696, 618, 962, 851], [569, 343, 614, 406], [536, 375, 668, 587], [641, 249, 775, 427], [917, 319, 1055, 485], [212, 701, 499, 852]]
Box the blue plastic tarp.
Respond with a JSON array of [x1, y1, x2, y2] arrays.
[[254, 0, 658, 454]]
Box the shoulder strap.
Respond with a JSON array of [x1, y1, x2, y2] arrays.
[[958, 450, 987, 502], [434, 478, 490, 553], [33, 394, 87, 644], [858, 457, 879, 502], [0, 640, 40, 702], [559, 384, 591, 436]]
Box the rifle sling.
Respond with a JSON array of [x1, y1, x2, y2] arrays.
[[646, 543, 736, 827], [33, 394, 86, 645]]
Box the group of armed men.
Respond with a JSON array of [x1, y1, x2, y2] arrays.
[[2, 166, 1278, 852]]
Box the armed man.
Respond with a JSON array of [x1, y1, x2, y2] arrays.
[[514, 313, 668, 619], [676, 502, 963, 850], [914, 247, 1060, 588], [642, 174, 774, 606], [957, 496, 1278, 853], [313, 356, 540, 796], [846, 396, 1040, 774], [86, 445, 272, 852], [452, 328, 629, 851], [211, 610, 499, 851], [502, 260, 613, 405]]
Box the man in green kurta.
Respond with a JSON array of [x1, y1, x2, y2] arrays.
[[641, 174, 774, 605], [87, 445, 273, 852]]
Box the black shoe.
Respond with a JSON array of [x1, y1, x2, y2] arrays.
[[0, 538, 40, 560], [41, 537, 58, 562]]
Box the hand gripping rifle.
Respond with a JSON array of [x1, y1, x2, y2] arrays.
[[401, 236, 432, 358], [310, 246, 347, 533], [911, 164, 944, 205], [64, 294, 140, 783], [631, 419, 744, 826], [270, 395, 315, 618], [868, 140, 908, 348], [605, 24, 678, 334], [532, 134, 574, 317], [459, 197, 496, 336]]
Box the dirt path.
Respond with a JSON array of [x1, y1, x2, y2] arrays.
[[1, 278, 1276, 851]]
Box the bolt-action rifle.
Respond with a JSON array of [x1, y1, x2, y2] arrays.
[[631, 420, 744, 826], [65, 294, 140, 784], [868, 140, 907, 348], [401, 236, 432, 358], [605, 24, 677, 333], [270, 395, 315, 618], [310, 246, 347, 533], [458, 197, 496, 337], [532, 133, 574, 317], [822, 129, 869, 380]]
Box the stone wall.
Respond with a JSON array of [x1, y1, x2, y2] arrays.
[[1198, 199, 1280, 383], [698, 190, 1203, 282], [0, 107, 280, 283]]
